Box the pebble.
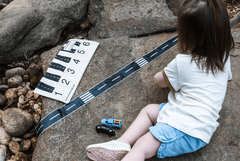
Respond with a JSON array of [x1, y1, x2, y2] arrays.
[[0, 110, 2, 126], [0, 94, 6, 106], [23, 133, 35, 139], [20, 140, 31, 151], [23, 75, 30, 82], [15, 152, 29, 161], [17, 86, 29, 96], [29, 65, 43, 89], [33, 113, 40, 125], [12, 137, 23, 142], [5, 67, 26, 79], [18, 95, 25, 104], [33, 104, 42, 115], [2, 108, 34, 137], [0, 85, 9, 92], [5, 88, 17, 100], [0, 127, 11, 145], [0, 145, 6, 161], [30, 137, 37, 150], [8, 75, 23, 88], [8, 141, 20, 154], [25, 90, 34, 99]]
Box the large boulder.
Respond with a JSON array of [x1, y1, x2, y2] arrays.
[[88, 0, 177, 39], [0, 0, 89, 64], [33, 28, 240, 160]]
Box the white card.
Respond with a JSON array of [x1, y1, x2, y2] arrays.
[[34, 39, 99, 103]]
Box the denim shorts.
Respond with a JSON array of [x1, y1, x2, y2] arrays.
[[149, 103, 206, 159]]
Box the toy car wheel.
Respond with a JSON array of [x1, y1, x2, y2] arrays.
[[96, 125, 101, 133]]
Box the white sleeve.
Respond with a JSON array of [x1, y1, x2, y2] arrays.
[[163, 57, 180, 91], [227, 56, 232, 81]]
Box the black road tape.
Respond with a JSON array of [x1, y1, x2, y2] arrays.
[[36, 35, 178, 136]]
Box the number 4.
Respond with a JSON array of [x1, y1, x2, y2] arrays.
[[73, 59, 80, 64]]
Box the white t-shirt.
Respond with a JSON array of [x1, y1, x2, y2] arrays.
[[157, 54, 232, 143]]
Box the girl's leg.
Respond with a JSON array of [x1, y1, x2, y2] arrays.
[[86, 104, 160, 161], [117, 104, 160, 146], [122, 132, 160, 161]]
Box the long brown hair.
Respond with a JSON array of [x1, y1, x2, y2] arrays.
[[177, 0, 234, 75]]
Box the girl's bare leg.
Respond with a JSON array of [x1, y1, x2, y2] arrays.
[[117, 104, 160, 146], [122, 131, 160, 160]]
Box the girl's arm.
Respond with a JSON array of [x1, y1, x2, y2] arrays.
[[154, 71, 168, 88]]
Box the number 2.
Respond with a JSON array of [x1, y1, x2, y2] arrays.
[[62, 79, 70, 85]]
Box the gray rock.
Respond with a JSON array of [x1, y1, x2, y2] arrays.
[[2, 108, 34, 137], [88, 0, 177, 39], [33, 28, 240, 160], [8, 75, 23, 88], [0, 0, 89, 64], [0, 126, 11, 145], [5, 67, 26, 79], [33, 33, 177, 160]]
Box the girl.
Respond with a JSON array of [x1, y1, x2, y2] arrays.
[[86, 0, 234, 160]]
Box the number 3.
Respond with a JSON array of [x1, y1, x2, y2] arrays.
[[67, 68, 75, 74]]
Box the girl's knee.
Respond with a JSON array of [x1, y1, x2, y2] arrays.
[[141, 104, 160, 124]]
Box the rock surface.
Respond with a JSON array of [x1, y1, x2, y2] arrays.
[[0, 0, 89, 64], [33, 27, 240, 161], [88, 0, 177, 39]]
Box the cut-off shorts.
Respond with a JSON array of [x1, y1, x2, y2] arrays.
[[149, 103, 206, 159]]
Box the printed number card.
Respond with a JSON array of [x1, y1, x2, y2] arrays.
[[34, 39, 99, 103]]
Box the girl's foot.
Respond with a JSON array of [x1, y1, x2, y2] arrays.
[[86, 140, 131, 161]]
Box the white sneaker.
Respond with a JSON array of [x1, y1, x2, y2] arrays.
[[86, 140, 131, 161]]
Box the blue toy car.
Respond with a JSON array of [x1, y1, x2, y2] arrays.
[[101, 118, 122, 129]]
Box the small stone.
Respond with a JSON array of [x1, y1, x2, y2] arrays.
[[17, 87, 28, 96], [37, 102, 42, 106], [0, 127, 11, 145], [5, 88, 18, 100], [33, 113, 40, 125], [22, 75, 29, 82], [2, 108, 34, 137], [12, 137, 23, 142], [23, 133, 35, 139], [5, 67, 26, 79], [33, 104, 42, 115], [10, 155, 15, 160], [18, 95, 25, 104], [0, 145, 7, 161], [15, 152, 29, 161], [20, 140, 31, 151], [2, 77, 8, 85], [29, 101, 35, 107], [33, 93, 40, 100], [17, 103, 22, 109], [9, 141, 20, 154], [0, 110, 3, 126], [0, 94, 6, 106], [29, 65, 43, 89], [8, 75, 23, 88], [0, 85, 9, 92], [25, 90, 34, 99], [25, 69, 31, 75], [30, 137, 37, 150]]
